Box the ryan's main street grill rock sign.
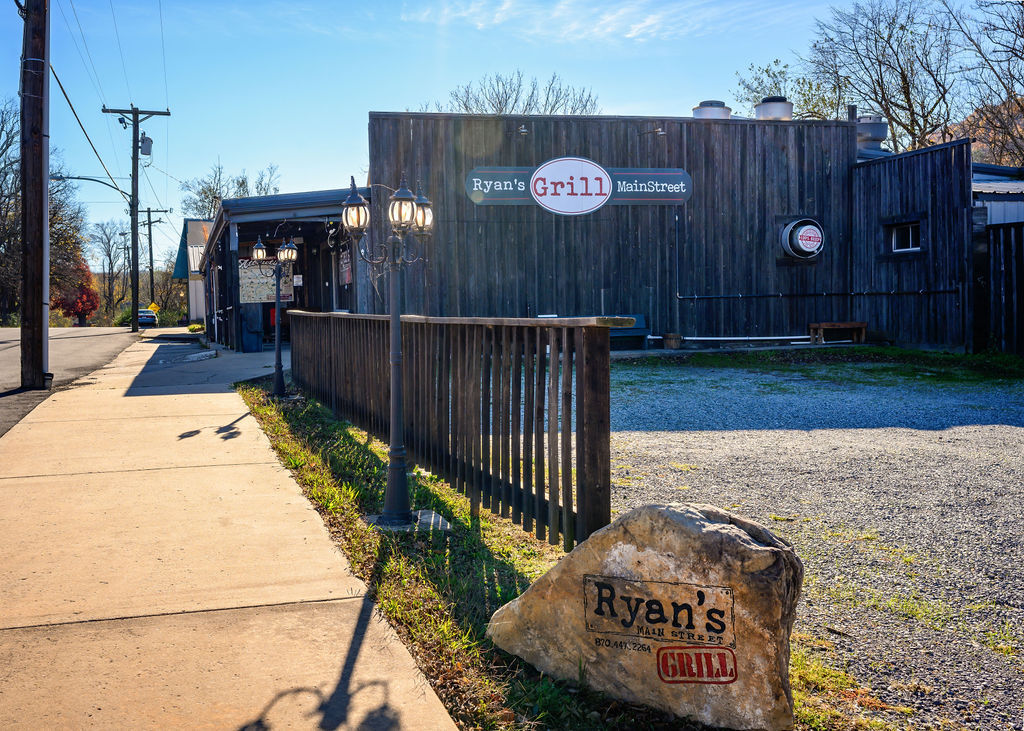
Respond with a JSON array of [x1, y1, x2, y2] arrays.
[[466, 156, 692, 215], [486, 504, 804, 730]]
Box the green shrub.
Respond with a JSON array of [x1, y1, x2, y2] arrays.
[[157, 308, 185, 326], [187, 323, 205, 333], [113, 309, 132, 326]]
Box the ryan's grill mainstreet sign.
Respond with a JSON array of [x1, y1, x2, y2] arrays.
[[466, 156, 692, 215]]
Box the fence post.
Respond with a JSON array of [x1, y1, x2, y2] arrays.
[[286, 313, 615, 545], [579, 326, 611, 539]]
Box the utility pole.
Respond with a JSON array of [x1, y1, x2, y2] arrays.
[[101, 105, 170, 332], [144, 207, 168, 305], [18, 0, 50, 389]]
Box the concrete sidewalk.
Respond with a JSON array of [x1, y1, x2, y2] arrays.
[[0, 339, 455, 729]]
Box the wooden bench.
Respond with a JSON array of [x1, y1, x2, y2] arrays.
[[609, 314, 651, 350], [809, 321, 867, 344]]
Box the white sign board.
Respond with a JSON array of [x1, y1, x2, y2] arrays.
[[238, 258, 294, 304]]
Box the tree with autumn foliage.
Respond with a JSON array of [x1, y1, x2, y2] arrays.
[[51, 255, 99, 326], [0, 95, 96, 325]]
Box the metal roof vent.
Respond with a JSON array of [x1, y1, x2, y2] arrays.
[[692, 100, 732, 120], [857, 115, 889, 150], [755, 96, 793, 121]]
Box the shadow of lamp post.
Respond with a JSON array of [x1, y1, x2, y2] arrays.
[[251, 236, 298, 398], [340, 174, 433, 527]]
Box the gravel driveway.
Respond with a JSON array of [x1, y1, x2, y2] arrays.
[[609, 360, 1024, 729]]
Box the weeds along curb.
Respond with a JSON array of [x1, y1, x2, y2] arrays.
[[236, 380, 679, 730], [236, 380, 907, 731]]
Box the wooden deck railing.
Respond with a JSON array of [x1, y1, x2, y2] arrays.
[[289, 312, 627, 548]]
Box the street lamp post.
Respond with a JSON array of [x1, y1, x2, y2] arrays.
[[340, 174, 432, 527], [251, 237, 298, 397]]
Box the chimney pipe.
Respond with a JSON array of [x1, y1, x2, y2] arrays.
[[857, 115, 889, 150], [755, 96, 793, 121], [692, 100, 731, 120]]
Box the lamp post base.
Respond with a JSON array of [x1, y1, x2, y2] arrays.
[[272, 369, 286, 398], [364, 509, 451, 533]]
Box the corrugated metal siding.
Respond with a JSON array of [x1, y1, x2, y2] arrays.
[[986, 201, 1024, 225], [187, 245, 204, 273]]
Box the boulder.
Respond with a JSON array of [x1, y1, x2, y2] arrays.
[[486, 504, 803, 730]]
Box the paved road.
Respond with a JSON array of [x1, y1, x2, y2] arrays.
[[0, 327, 136, 437]]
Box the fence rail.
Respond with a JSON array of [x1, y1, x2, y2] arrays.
[[290, 312, 623, 548], [988, 223, 1024, 355]]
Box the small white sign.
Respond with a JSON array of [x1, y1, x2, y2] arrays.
[[293, 274, 303, 287]]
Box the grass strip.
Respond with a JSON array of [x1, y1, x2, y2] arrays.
[[623, 346, 1024, 383], [237, 379, 908, 730]]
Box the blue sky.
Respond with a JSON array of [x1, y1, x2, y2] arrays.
[[1, 0, 830, 264]]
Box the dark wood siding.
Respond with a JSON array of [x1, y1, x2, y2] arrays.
[[851, 140, 973, 348], [986, 223, 1024, 354], [367, 113, 859, 337]]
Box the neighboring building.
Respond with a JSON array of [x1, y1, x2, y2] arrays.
[[198, 189, 367, 352], [972, 179, 1024, 226], [173, 219, 212, 323]]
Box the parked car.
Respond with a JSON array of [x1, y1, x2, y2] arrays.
[[138, 309, 158, 327]]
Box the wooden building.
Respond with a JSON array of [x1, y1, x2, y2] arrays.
[[365, 112, 982, 350], [201, 111, 1020, 353], [198, 188, 367, 351]]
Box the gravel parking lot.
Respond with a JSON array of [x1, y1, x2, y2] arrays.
[[609, 359, 1024, 729]]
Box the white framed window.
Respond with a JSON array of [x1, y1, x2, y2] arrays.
[[891, 222, 921, 252]]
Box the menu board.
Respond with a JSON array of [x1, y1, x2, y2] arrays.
[[238, 258, 294, 304]]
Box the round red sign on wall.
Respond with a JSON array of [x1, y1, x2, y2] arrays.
[[795, 225, 823, 253], [529, 157, 613, 215], [781, 219, 825, 258]]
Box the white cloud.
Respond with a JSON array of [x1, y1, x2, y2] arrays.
[[400, 0, 816, 43]]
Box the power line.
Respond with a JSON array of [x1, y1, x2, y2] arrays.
[[154, 0, 171, 209], [156, 0, 169, 106], [55, 0, 104, 105], [62, 0, 126, 174], [141, 164, 166, 209], [155, 224, 179, 247], [50, 63, 129, 203], [141, 167, 185, 244], [147, 161, 184, 185], [107, 0, 132, 100], [66, 0, 107, 103], [103, 109, 125, 173]]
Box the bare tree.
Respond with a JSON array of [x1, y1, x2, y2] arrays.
[[944, 0, 1024, 165], [180, 163, 280, 219], [91, 219, 129, 317], [734, 59, 848, 119], [431, 70, 600, 115], [807, 0, 963, 151]]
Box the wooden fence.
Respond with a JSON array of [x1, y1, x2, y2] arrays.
[[289, 311, 620, 548], [987, 223, 1024, 355]]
